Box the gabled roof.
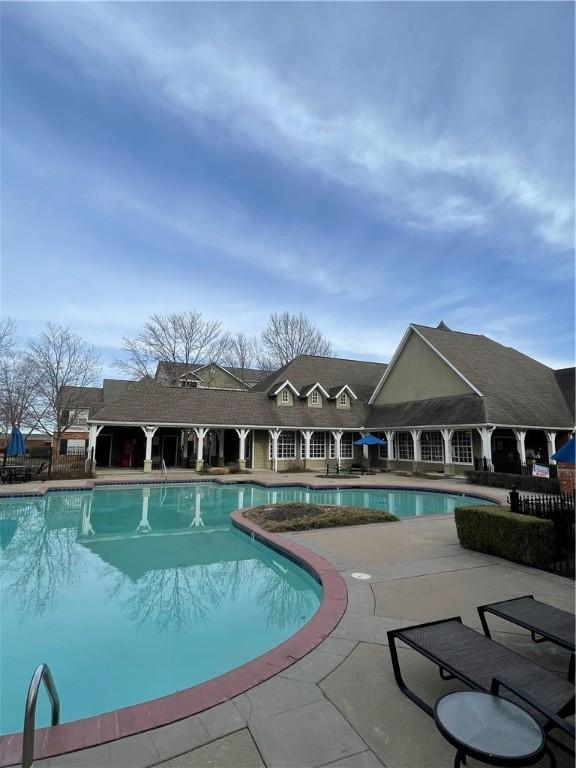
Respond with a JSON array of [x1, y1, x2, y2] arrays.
[[555, 367, 575, 419], [155, 361, 268, 384], [328, 384, 358, 400], [270, 380, 300, 397], [177, 371, 203, 382], [410, 325, 574, 427], [301, 383, 330, 399], [368, 394, 487, 429], [253, 355, 387, 403]]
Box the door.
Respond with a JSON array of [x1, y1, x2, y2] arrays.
[[161, 435, 178, 467], [95, 434, 112, 467]]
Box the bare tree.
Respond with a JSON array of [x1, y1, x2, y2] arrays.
[[27, 323, 101, 443], [0, 318, 16, 358], [114, 311, 226, 378], [0, 351, 42, 435], [221, 333, 258, 384], [260, 312, 333, 368]]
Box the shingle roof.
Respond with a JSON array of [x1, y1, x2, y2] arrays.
[[368, 394, 486, 429], [89, 379, 369, 429], [252, 355, 387, 402], [412, 325, 574, 428], [555, 367, 575, 419], [155, 361, 268, 384]]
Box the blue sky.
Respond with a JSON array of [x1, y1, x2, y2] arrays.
[[1, 2, 574, 372]]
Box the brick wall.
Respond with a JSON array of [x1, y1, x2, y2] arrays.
[[558, 462, 575, 494]]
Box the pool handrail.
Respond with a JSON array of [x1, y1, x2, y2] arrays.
[[22, 663, 60, 768]]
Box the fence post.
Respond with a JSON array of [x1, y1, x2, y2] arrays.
[[509, 487, 519, 513]]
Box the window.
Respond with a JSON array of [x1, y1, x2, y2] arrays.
[[179, 379, 197, 388], [452, 430, 473, 464], [377, 434, 388, 460], [329, 433, 353, 459], [281, 389, 290, 404], [337, 391, 349, 408], [421, 431, 444, 462], [67, 439, 87, 455], [395, 432, 414, 460], [269, 431, 296, 459], [311, 391, 319, 405], [309, 432, 326, 458]]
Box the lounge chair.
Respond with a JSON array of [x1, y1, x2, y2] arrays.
[[388, 617, 575, 754], [478, 595, 575, 681]]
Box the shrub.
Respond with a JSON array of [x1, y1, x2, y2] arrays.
[[207, 467, 229, 475], [245, 502, 398, 532], [465, 470, 559, 494], [455, 505, 556, 568]]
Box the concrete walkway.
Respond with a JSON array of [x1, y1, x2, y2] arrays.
[[6, 473, 570, 767]]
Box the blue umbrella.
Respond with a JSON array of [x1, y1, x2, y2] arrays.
[[354, 433, 386, 446], [552, 436, 576, 464], [6, 427, 26, 456]]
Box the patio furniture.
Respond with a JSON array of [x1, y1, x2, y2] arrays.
[[434, 690, 547, 768], [326, 460, 340, 477], [478, 595, 575, 681], [0, 465, 32, 484], [387, 617, 575, 756]]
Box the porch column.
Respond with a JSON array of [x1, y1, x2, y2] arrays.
[[301, 430, 313, 466], [141, 425, 158, 473], [218, 429, 225, 467], [182, 429, 189, 463], [331, 430, 343, 469], [410, 429, 422, 463], [137, 488, 151, 532], [477, 426, 494, 470], [385, 430, 395, 467], [235, 429, 251, 471], [194, 427, 209, 472], [441, 428, 454, 475], [269, 429, 281, 472], [360, 432, 369, 461], [513, 429, 527, 466], [545, 431, 557, 464]]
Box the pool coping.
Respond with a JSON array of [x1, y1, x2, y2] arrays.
[[0, 510, 347, 767]]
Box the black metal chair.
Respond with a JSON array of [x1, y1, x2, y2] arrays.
[[388, 617, 575, 757]]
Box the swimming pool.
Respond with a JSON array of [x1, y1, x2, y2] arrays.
[[0, 482, 490, 736]]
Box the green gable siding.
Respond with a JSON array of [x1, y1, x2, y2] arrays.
[[374, 331, 474, 405]]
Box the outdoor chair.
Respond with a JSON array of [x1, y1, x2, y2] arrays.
[[387, 617, 575, 756], [325, 460, 340, 477], [478, 595, 575, 681]]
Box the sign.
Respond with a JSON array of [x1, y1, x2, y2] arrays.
[[532, 464, 550, 478]]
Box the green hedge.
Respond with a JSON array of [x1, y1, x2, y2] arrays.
[[455, 505, 556, 568]]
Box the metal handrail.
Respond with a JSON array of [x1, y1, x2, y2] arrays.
[[22, 663, 60, 768]]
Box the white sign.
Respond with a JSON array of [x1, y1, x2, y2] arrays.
[[532, 464, 550, 478]]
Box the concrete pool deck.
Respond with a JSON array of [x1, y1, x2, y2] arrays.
[[3, 472, 573, 768]]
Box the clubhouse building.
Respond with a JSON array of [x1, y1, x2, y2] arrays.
[[60, 323, 575, 476]]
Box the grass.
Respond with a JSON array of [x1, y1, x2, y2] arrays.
[[244, 502, 398, 532]]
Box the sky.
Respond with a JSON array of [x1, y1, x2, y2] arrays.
[[1, 1, 574, 375]]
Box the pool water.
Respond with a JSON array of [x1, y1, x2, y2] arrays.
[[0, 483, 489, 735]]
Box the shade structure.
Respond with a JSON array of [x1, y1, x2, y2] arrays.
[[354, 433, 386, 446], [552, 436, 576, 465], [5, 427, 25, 456]]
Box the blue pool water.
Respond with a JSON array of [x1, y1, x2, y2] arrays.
[[0, 483, 490, 734]]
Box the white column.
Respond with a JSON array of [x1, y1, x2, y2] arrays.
[[182, 429, 189, 461], [194, 427, 209, 472], [360, 432, 369, 461], [301, 430, 313, 464], [269, 429, 281, 472], [190, 490, 204, 527], [137, 488, 151, 532], [441, 428, 454, 464], [545, 431, 557, 464], [513, 429, 527, 466], [141, 425, 158, 472], [477, 427, 494, 470], [410, 429, 422, 463], [385, 430, 395, 463], [218, 429, 225, 467], [331, 430, 343, 468], [235, 428, 251, 470]]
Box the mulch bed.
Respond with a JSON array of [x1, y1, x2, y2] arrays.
[[244, 502, 398, 532]]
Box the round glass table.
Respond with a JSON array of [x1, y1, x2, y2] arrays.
[[434, 691, 548, 768]]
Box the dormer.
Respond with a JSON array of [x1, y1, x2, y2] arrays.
[[270, 380, 300, 406], [176, 371, 202, 388], [301, 383, 329, 408], [329, 385, 358, 409]]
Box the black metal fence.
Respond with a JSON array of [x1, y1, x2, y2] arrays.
[[475, 457, 558, 478], [508, 488, 575, 578], [1, 453, 93, 483]]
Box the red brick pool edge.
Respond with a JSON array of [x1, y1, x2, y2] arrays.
[[0, 510, 347, 768]]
